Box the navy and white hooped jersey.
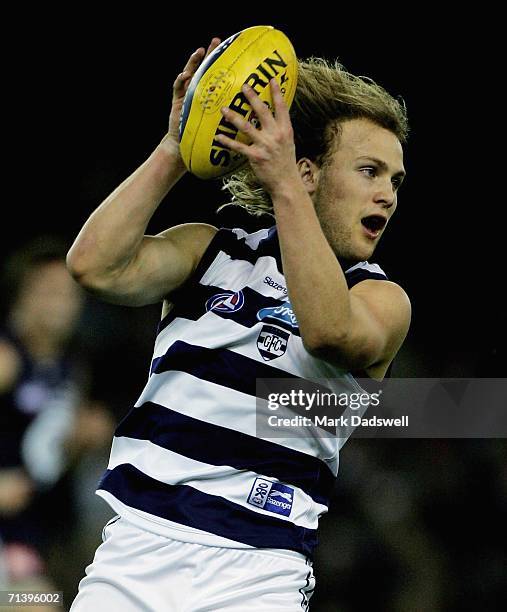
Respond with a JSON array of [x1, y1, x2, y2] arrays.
[[97, 226, 388, 558]]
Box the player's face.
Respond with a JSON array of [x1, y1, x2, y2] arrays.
[[311, 118, 405, 263]]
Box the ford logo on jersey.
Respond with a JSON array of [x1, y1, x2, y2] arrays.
[[256, 302, 298, 328], [205, 290, 245, 313], [247, 477, 294, 517]]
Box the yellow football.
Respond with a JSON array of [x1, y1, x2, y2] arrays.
[[179, 25, 298, 180]]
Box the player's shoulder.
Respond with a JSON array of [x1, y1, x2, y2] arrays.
[[343, 260, 389, 289], [192, 225, 277, 261], [346, 261, 411, 312], [157, 223, 218, 262], [161, 222, 218, 243]]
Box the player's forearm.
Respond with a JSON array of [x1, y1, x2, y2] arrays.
[[272, 184, 352, 350], [67, 141, 185, 280]]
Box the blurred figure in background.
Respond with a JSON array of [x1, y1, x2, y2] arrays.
[[0, 237, 114, 608]]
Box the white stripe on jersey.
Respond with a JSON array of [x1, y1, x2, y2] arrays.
[[134, 370, 340, 474], [345, 261, 386, 276], [153, 314, 352, 380], [232, 227, 271, 250]]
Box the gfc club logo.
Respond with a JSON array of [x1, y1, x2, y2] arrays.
[[257, 324, 289, 361]]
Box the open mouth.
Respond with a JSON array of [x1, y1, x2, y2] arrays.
[[361, 215, 387, 237]]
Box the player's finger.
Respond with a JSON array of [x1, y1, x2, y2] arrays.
[[214, 133, 251, 156], [241, 84, 276, 128], [173, 71, 191, 94], [270, 79, 291, 124], [181, 47, 206, 76], [269, 79, 290, 124], [204, 38, 221, 59], [174, 43, 215, 97], [220, 106, 260, 141]]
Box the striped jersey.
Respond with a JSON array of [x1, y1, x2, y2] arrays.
[[97, 226, 388, 558]]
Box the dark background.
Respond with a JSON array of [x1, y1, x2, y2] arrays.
[[4, 11, 502, 375], [3, 9, 505, 610]]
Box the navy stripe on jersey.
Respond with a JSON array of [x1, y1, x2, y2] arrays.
[[346, 269, 388, 288], [149, 341, 338, 410], [174, 228, 283, 301], [189, 226, 387, 286], [159, 284, 298, 336], [115, 401, 335, 505], [150, 340, 301, 390], [98, 464, 318, 557]]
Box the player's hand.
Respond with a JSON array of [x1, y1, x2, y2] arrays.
[[216, 79, 301, 195], [164, 38, 221, 157]]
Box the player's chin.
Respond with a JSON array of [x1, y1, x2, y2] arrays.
[[354, 235, 378, 261]]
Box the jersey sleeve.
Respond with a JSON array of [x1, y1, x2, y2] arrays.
[[344, 262, 388, 289]]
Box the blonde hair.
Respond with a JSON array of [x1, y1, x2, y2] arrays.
[[221, 57, 409, 216]]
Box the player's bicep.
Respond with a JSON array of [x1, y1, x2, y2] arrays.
[[85, 223, 217, 306], [140, 223, 218, 302]]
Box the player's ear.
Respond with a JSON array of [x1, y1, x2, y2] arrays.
[[297, 158, 320, 195]]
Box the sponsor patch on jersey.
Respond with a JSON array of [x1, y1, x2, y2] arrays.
[[263, 275, 288, 295], [257, 302, 298, 328], [205, 290, 245, 313], [247, 477, 294, 517], [257, 325, 289, 361]]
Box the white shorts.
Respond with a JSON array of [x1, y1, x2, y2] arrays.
[[70, 516, 315, 611]]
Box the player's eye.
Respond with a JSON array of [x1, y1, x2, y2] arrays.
[[392, 176, 404, 190], [360, 166, 377, 178]]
